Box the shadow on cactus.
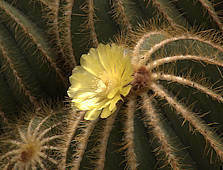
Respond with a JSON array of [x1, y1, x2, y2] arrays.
[[65, 27, 223, 170]]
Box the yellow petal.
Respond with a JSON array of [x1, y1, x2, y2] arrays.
[[100, 106, 116, 118], [97, 99, 111, 110], [80, 49, 105, 78], [71, 92, 96, 103], [107, 87, 119, 99], [75, 95, 107, 110], [68, 43, 134, 120], [121, 62, 133, 84], [120, 85, 132, 97], [109, 95, 121, 111], [100, 107, 111, 118], [84, 109, 101, 120], [98, 44, 123, 73], [67, 67, 99, 98]]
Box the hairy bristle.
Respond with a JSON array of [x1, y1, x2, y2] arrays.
[[198, 0, 223, 32], [142, 92, 183, 170], [70, 119, 97, 170], [0, 110, 64, 169], [58, 0, 76, 70], [122, 95, 138, 170], [151, 72, 223, 103], [60, 110, 84, 170], [147, 55, 223, 70], [151, 0, 187, 28], [111, 0, 132, 34], [94, 112, 117, 169], [0, 1, 68, 86], [81, 0, 98, 48], [140, 35, 223, 65], [0, 45, 39, 108], [151, 83, 223, 161]]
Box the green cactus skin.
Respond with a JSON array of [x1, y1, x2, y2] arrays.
[[1, 0, 223, 169]]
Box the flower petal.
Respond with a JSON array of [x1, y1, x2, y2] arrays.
[[67, 66, 99, 98], [100, 106, 116, 118], [68, 43, 133, 120], [100, 107, 111, 118], [74, 97, 101, 110], [71, 92, 97, 104], [120, 85, 132, 97], [107, 87, 119, 99], [80, 49, 105, 78], [109, 95, 122, 111], [84, 109, 101, 120], [98, 44, 125, 74]]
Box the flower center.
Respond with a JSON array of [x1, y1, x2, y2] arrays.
[[98, 72, 120, 93], [20, 140, 41, 163], [131, 65, 152, 93]]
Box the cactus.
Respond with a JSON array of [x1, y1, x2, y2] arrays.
[[0, 0, 223, 116], [1, 0, 223, 169], [0, 105, 67, 169], [61, 27, 223, 170], [2, 27, 223, 169]]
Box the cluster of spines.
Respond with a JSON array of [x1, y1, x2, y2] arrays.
[[0, 107, 67, 169]]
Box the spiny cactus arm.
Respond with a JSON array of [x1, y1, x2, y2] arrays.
[[140, 35, 223, 65], [29, 0, 76, 73], [94, 112, 117, 169], [70, 119, 97, 170], [152, 73, 223, 103], [0, 1, 68, 100], [122, 96, 138, 169], [60, 111, 84, 169], [173, 0, 223, 32], [93, 0, 120, 44], [43, 0, 71, 68], [114, 0, 144, 28], [111, 0, 159, 33], [0, 107, 67, 169], [151, 0, 188, 28], [58, 0, 76, 70], [0, 26, 47, 109], [0, 68, 19, 116], [147, 55, 223, 70], [71, 0, 90, 62], [0, 1, 66, 84], [71, 0, 120, 62], [0, 47, 34, 109], [132, 31, 168, 62], [111, 0, 132, 34], [198, 0, 223, 31], [142, 92, 185, 170], [82, 0, 98, 47], [151, 83, 223, 161]]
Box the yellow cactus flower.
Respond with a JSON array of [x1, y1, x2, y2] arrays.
[[68, 44, 133, 120]]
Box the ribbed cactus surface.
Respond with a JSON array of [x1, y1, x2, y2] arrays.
[[1, 0, 223, 116], [1, 0, 223, 169]]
